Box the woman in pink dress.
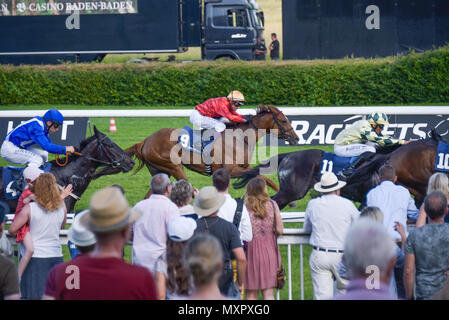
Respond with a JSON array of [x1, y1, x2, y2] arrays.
[[244, 177, 283, 300]]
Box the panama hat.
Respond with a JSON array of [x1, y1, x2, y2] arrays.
[[167, 216, 197, 242], [81, 186, 141, 233], [193, 186, 226, 217], [314, 172, 346, 193], [68, 210, 96, 247]]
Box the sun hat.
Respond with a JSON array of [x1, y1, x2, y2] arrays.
[[80, 186, 141, 233], [193, 186, 226, 217], [167, 216, 197, 242], [314, 172, 347, 193], [23, 166, 44, 182], [68, 210, 96, 247]]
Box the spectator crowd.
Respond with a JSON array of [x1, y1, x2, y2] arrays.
[[1, 165, 449, 301]]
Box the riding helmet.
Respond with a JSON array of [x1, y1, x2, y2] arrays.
[[367, 111, 389, 126], [227, 90, 245, 102], [43, 109, 64, 125]]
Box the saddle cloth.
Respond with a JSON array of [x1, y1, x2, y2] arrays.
[[435, 141, 449, 172], [177, 126, 215, 154], [318, 152, 357, 177], [2, 163, 52, 201]]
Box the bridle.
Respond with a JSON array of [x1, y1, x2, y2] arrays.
[[56, 135, 125, 168], [247, 109, 295, 140]]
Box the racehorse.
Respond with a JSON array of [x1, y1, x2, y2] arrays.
[[233, 130, 443, 210], [0, 126, 135, 213], [126, 105, 299, 198]]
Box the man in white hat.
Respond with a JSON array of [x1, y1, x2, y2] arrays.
[[303, 172, 360, 300], [193, 186, 246, 299], [43, 186, 157, 300]]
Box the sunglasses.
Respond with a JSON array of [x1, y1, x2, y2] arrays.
[[52, 123, 60, 129], [234, 102, 244, 107]]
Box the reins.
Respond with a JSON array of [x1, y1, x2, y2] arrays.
[[55, 151, 83, 167]]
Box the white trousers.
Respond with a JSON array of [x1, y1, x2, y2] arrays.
[[309, 249, 346, 300], [190, 110, 226, 133], [334, 142, 376, 157], [1, 140, 48, 167]]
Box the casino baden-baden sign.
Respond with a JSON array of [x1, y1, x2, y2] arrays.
[[0, 117, 89, 147], [275, 114, 449, 146], [0, 0, 138, 16]]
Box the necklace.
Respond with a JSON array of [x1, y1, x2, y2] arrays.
[[204, 216, 220, 231]]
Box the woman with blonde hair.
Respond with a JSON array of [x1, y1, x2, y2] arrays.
[[416, 172, 449, 227], [9, 172, 70, 299], [183, 233, 227, 300], [244, 177, 283, 300]]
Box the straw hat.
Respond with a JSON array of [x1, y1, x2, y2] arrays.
[[68, 210, 96, 247], [167, 216, 197, 242], [314, 172, 346, 193], [80, 186, 141, 233], [193, 186, 226, 217]]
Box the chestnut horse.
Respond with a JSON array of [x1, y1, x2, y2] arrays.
[[126, 105, 299, 198], [234, 130, 443, 209]]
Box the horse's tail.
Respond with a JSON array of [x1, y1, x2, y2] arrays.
[[125, 141, 146, 175], [233, 153, 290, 189]]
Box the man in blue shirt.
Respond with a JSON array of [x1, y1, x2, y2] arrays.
[[1, 109, 75, 168]]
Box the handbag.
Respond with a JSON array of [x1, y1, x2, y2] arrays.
[[270, 200, 286, 290]]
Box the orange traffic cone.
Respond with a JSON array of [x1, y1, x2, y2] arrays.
[[109, 117, 117, 133]]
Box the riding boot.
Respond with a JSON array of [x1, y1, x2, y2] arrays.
[[337, 151, 375, 181]]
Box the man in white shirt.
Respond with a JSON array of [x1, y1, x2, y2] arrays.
[[213, 168, 252, 244], [366, 164, 419, 299], [366, 164, 419, 242], [132, 173, 180, 273], [304, 172, 360, 300]]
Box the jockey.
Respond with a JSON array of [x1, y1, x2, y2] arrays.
[[334, 111, 409, 179], [190, 90, 247, 134], [1, 109, 75, 169]]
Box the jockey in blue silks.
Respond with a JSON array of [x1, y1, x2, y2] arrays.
[[1, 109, 75, 168]]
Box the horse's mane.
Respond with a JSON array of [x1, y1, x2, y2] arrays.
[[255, 105, 279, 116], [48, 134, 97, 165]]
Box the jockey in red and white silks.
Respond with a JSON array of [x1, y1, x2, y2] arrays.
[[190, 91, 247, 133]]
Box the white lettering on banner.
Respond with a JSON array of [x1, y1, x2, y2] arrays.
[[306, 124, 325, 145], [291, 120, 429, 145], [61, 121, 74, 141], [291, 121, 309, 144], [413, 123, 428, 139], [1, 4, 8, 12], [365, 5, 380, 30], [325, 124, 344, 144]]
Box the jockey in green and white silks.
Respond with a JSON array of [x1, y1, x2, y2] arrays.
[[334, 111, 407, 157], [334, 112, 410, 180]]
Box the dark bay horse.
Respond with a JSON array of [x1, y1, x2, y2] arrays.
[[0, 126, 134, 213], [126, 105, 299, 198], [234, 131, 441, 209]]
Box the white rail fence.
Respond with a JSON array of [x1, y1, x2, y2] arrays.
[[5, 212, 310, 300]]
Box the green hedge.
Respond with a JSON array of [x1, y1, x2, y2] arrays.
[[0, 46, 448, 106]]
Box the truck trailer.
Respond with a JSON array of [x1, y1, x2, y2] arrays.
[[0, 0, 265, 64]]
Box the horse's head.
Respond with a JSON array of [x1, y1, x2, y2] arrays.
[[81, 126, 135, 178], [250, 105, 299, 145]]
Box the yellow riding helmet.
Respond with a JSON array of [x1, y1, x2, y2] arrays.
[[227, 90, 245, 102], [367, 112, 389, 126]]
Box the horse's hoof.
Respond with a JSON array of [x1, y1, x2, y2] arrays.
[[288, 202, 297, 208]]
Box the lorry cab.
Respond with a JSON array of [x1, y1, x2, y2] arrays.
[[202, 0, 264, 60]]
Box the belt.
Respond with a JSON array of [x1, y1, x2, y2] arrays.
[[313, 246, 344, 253]]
